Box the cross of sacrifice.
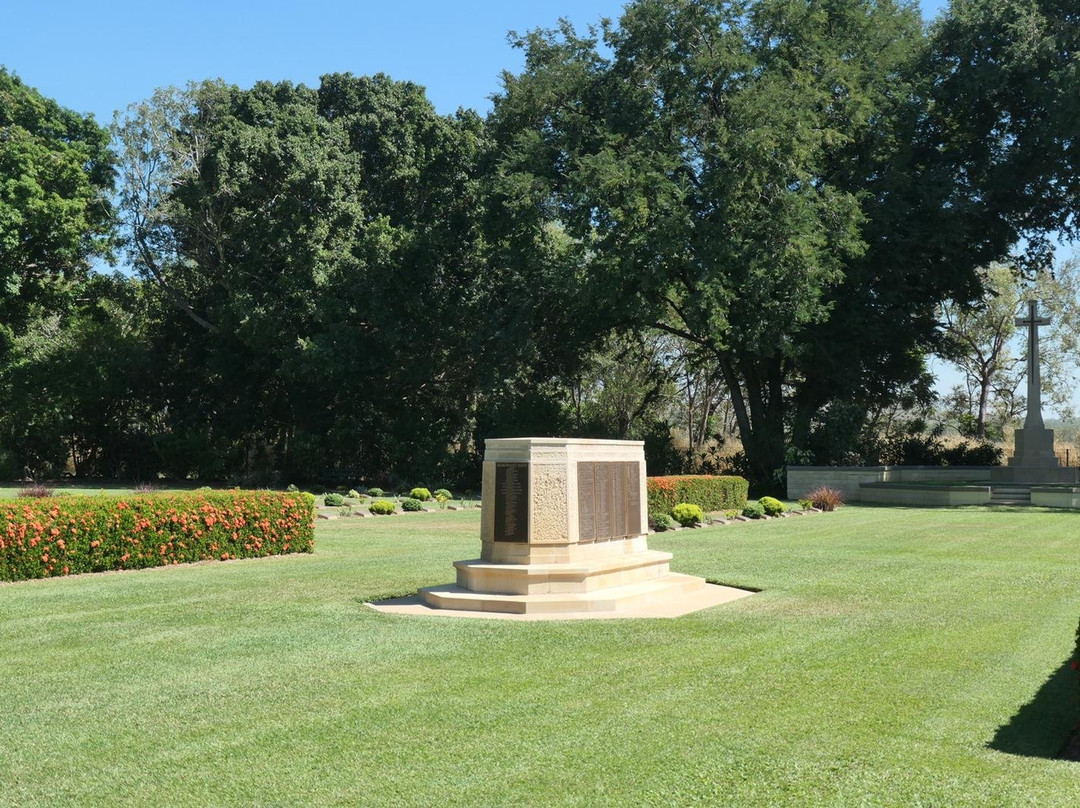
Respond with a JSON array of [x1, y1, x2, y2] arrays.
[[1016, 299, 1051, 430]]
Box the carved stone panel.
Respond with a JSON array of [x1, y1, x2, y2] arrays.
[[594, 462, 613, 539], [578, 462, 596, 543], [494, 462, 529, 543], [577, 460, 644, 543], [627, 462, 642, 535]]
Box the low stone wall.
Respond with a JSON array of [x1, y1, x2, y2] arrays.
[[859, 482, 991, 507], [786, 466, 996, 501], [1030, 487, 1080, 509]]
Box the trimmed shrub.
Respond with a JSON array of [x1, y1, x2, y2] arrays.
[[797, 498, 813, 510], [434, 488, 452, 500], [672, 503, 704, 527], [323, 493, 346, 507], [409, 487, 432, 502], [285, 484, 299, 493], [369, 499, 395, 515], [807, 486, 844, 512], [724, 509, 740, 519], [759, 496, 786, 516], [368, 488, 384, 498], [347, 489, 361, 499], [17, 485, 54, 499], [401, 498, 424, 512], [651, 513, 673, 532], [742, 502, 765, 519], [647, 475, 749, 516], [0, 491, 315, 582]]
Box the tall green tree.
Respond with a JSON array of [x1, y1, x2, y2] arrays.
[[114, 74, 494, 482], [489, 0, 1080, 487], [0, 68, 114, 336], [0, 69, 115, 476]]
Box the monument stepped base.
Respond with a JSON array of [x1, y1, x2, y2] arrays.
[[368, 581, 752, 620], [420, 572, 707, 615], [367, 437, 755, 621]]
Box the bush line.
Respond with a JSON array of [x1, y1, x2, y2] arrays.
[[647, 475, 749, 516], [0, 491, 316, 582]]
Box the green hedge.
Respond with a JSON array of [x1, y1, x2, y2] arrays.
[[647, 475, 749, 516], [0, 491, 315, 582]]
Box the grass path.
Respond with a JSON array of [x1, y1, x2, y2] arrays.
[[2, 505, 1080, 805]]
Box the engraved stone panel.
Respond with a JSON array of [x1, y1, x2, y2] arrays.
[[494, 462, 529, 543], [594, 462, 613, 539], [627, 462, 642, 535], [578, 463, 596, 543], [577, 460, 644, 542], [613, 463, 627, 537]]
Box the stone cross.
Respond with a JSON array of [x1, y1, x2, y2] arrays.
[[1016, 299, 1051, 430]]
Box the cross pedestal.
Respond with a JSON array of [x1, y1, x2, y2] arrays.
[[991, 300, 1079, 483]]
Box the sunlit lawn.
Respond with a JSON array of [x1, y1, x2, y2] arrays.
[[2, 503, 1080, 805]]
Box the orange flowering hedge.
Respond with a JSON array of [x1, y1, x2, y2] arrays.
[[647, 475, 749, 516], [0, 490, 316, 582]]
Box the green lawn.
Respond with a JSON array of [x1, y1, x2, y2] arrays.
[[2, 505, 1080, 805]]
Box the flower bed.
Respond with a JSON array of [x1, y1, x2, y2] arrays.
[[0, 491, 315, 582]]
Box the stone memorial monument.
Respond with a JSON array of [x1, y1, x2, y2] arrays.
[[369, 437, 751, 619], [992, 300, 1080, 484]]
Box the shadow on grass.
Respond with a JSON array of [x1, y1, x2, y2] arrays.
[[989, 657, 1078, 760]]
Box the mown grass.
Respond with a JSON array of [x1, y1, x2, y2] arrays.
[[2, 505, 1080, 805]]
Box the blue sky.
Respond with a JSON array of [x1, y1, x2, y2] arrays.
[[2, 0, 948, 124]]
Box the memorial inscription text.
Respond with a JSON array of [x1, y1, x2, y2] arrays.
[[493, 462, 529, 542], [577, 461, 642, 542]]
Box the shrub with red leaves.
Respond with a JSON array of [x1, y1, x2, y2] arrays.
[[16, 485, 54, 499], [807, 486, 844, 512]]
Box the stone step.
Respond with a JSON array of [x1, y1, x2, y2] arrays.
[[419, 573, 707, 615], [455, 553, 673, 596], [454, 550, 674, 595]]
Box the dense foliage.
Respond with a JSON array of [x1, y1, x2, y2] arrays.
[[1, 0, 1078, 489], [647, 475, 749, 516], [0, 490, 314, 581]]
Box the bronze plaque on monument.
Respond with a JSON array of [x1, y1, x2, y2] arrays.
[[626, 462, 642, 535], [577, 461, 643, 542], [494, 462, 529, 542], [594, 462, 613, 538], [578, 462, 596, 542]]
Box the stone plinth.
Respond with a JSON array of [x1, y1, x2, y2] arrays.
[[377, 438, 751, 619]]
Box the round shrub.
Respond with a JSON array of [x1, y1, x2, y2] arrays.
[[369, 499, 395, 515], [797, 498, 813, 510], [434, 488, 452, 500], [347, 489, 361, 499], [742, 502, 765, 519], [652, 513, 673, 532], [759, 496, 785, 516], [402, 498, 424, 512], [323, 493, 346, 507], [368, 487, 384, 498], [285, 483, 299, 493], [409, 487, 432, 502], [671, 503, 703, 527]]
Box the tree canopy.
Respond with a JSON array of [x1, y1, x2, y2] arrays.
[[488, 0, 1080, 487], [1, 0, 1078, 488]]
